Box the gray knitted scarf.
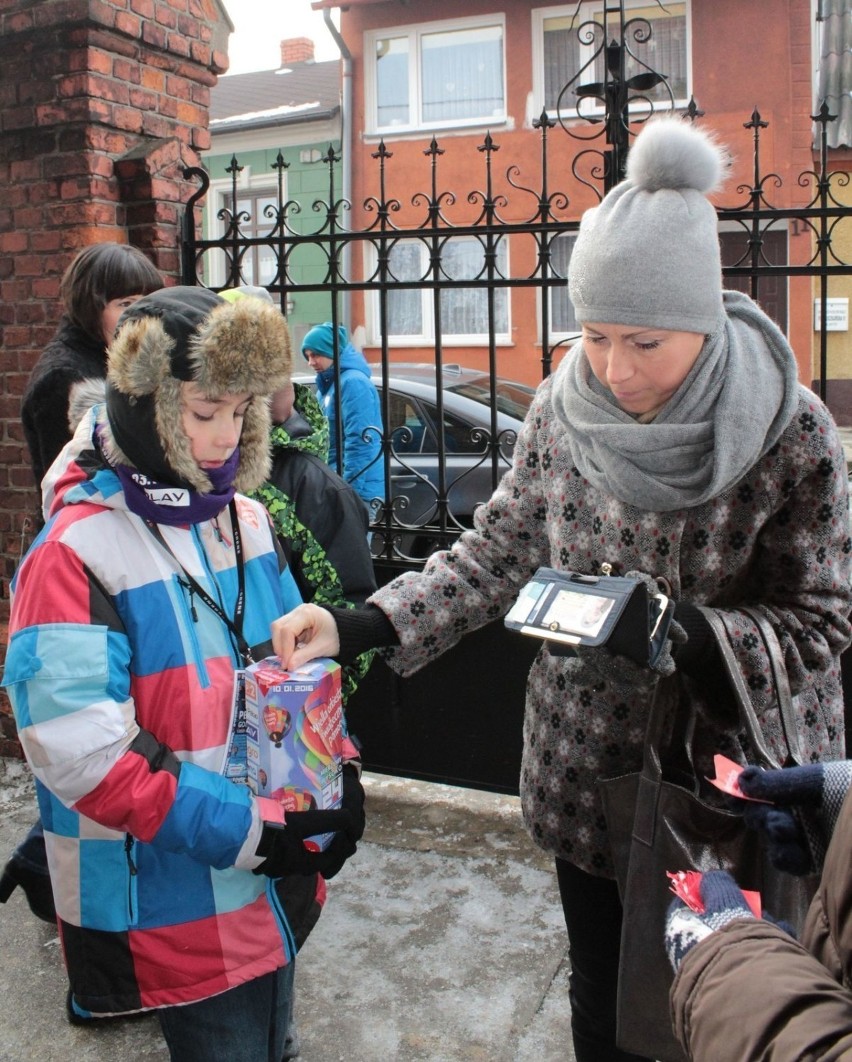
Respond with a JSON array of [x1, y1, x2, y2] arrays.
[[551, 291, 800, 512]]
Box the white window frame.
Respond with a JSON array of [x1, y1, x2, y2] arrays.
[[202, 167, 285, 289], [200, 170, 284, 295], [364, 14, 507, 136], [366, 236, 512, 347], [531, 1, 692, 120]]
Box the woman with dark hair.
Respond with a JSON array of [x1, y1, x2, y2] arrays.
[[21, 241, 163, 489], [2, 243, 163, 927]]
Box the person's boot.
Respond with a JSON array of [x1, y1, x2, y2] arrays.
[[0, 853, 56, 924]]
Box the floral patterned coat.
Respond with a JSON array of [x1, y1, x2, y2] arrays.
[[370, 379, 852, 875]]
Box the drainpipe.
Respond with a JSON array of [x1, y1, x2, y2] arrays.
[[323, 8, 352, 332]]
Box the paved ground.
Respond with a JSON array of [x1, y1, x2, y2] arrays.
[[0, 756, 575, 1062]]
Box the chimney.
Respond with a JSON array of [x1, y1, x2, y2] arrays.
[[280, 38, 315, 65]]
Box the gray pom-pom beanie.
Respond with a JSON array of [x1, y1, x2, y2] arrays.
[[568, 117, 727, 334]]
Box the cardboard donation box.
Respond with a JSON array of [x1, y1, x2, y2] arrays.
[[244, 656, 344, 850]]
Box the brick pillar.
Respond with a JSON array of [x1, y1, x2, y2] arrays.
[[0, 0, 232, 756]]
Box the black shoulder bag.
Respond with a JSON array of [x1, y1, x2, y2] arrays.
[[597, 606, 817, 1062]]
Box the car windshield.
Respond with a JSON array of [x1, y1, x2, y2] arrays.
[[448, 377, 536, 420]]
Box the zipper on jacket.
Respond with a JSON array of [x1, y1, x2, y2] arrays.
[[212, 516, 232, 548], [177, 576, 199, 622], [173, 574, 211, 689], [124, 834, 138, 924], [266, 879, 298, 963], [192, 524, 244, 671]]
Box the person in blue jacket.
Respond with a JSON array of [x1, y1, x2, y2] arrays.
[[301, 323, 384, 515]]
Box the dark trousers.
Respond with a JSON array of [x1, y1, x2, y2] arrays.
[[13, 820, 48, 873], [158, 963, 295, 1062], [555, 858, 652, 1062]]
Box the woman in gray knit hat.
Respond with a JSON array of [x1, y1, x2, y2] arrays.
[[270, 118, 852, 1061]]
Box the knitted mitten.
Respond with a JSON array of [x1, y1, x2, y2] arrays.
[[738, 761, 852, 875], [665, 870, 755, 972]]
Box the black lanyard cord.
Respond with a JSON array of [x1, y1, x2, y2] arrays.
[[146, 500, 255, 665]]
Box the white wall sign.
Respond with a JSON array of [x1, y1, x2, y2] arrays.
[[813, 297, 849, 331]]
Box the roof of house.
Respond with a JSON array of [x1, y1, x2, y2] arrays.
[[311, 0, 392, 7], [210, 59, 341, 133]]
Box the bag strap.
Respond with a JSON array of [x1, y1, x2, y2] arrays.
[[739, 606, 804, 766], [639, 606, 801, 780], [697, 606, 798, 770], [640, 676, 684, 781]]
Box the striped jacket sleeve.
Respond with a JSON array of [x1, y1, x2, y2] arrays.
[[4, 537, 276, 871]]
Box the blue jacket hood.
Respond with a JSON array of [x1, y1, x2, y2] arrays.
[[315, 342, 372, 388]]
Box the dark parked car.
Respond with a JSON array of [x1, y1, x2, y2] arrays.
[[294, 363, 537, 557]]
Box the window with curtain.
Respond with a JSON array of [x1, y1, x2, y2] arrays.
[[369, 17, 506, 133], [550, 233, 580, 337], [223, 190, 278, 286], [373, 237, 510, 343], [533, 2, 690, 115]]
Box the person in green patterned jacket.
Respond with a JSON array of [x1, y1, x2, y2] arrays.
[[217, 287, 377, 707], [254, 379, 377, 705], [253, 377, 377, 1061]]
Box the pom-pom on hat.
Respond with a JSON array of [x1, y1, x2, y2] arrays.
[[301, 321, 349, 360], [568, 117, 728, 335], [105, 285, 291, 493]]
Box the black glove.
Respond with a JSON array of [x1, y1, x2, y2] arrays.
[[253, 809, 355, 879], [340, 763, 366, 841], [320, 764, 366, 880]]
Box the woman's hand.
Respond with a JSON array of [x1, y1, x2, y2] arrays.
[[271, 604, 340, 669]]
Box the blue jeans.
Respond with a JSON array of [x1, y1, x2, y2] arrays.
[[555, 859, 652, 1062], [158, 962, 295, 1062]]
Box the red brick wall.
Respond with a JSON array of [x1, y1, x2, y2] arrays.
[[340, 0, 824, 389], [0, 0, 231, 756]]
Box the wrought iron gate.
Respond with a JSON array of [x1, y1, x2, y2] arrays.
[[182, 50, 852, 792]]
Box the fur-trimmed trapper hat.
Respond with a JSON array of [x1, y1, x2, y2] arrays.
[[104, 286, 291, 493]]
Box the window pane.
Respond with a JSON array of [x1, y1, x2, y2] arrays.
[[255, 195, 278, 284], [377, 36, 410, 126], [441, 410, 489, 455], [386, 242, 423, 336], [543, 3, 687, 109], [417, 402, 488, 455], [421, 25, 504, 122], [543, 16, 580, 111], [610, 4, 687, 102], [226, 191, 279, 288], [553, 234, 579, 333], [439, 238, 508, 337]]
